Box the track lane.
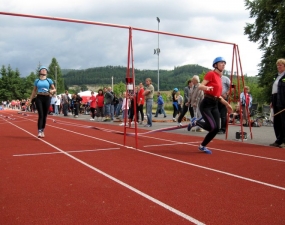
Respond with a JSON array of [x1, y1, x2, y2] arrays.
[[1, 112, 285, 224]]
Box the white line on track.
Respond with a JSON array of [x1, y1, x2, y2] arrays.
[[3, 117, 205, 225], [140, 135, 285, 163], [144, 142, 200, 147], [13, 148, 120, 157]]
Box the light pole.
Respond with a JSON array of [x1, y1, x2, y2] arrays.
[[111, 76, 113, 91], [154, 17, 160, 92], [55, 65, 57, 94]]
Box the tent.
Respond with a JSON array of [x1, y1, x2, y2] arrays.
[[78, 91, 97, 103]]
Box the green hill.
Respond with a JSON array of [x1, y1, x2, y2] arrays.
[[62, 64, 211, 91]]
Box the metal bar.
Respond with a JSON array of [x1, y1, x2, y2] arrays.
[[0, 11, 236, 46]]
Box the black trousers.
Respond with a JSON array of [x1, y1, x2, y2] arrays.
[[196, 97, 220, 146], [35, 95, 51, 131], [178, 103, 194, 123], [137, 104, 144, 122], [90, 107, 96, 119], [272, 94, 285, 144], [218, 101, 227, 131]]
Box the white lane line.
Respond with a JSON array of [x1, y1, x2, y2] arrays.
[[13, 148, 120, 157], [144, 142, 200, 147], [5, 119, 205, 225], [7, 116, 285, 191], [140, 135, 285, 163]]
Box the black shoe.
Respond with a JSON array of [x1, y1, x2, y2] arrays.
[[164, 115, 167, 118], [217, 130, 225, 134], [154, 116, 158, 117], [269, 142, 280, 147]]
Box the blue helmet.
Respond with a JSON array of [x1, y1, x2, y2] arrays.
[[173, 88, 178, 92], [212, 57, 226, 67], [38, 66, 48, 73]]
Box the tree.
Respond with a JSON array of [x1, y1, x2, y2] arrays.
[[244, 0, 285, 102], [48, 58, 65, 94]]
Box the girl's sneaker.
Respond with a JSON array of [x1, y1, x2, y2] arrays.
[[198, 145, 212, 154]]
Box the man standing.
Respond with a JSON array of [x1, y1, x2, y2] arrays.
[[62, 90, 70, 116], [143, 78, 154, 127], [103, 87, 113, 121], [177, 80, 194, 126], [108, 86, 115, 121], [218, 75, 231, 134]]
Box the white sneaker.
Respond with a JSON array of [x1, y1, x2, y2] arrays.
[[178, 122, 183, 127], [90, 118, 94, 121], [119, 122, 125, 126], [38, 132, 42, 138], [41, 132, 45, 137], [173, 118, 176, 122], [75, 115, 78, 118]]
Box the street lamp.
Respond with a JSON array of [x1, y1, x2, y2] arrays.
[[112, 76, 113, 91], [154, 17, 160, 91]]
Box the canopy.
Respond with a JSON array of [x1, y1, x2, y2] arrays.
[[78, 91, 97, 103]]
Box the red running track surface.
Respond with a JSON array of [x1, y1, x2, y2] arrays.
[[0, 111, 285, 225]]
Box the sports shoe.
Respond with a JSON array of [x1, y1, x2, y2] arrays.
[[177, 122, 183, 127], [41, 132, 45, 138], [119, 122, 125, 126], [144, 124, 152, 127], [38, 131, 43, 138], [173, 118, 176, 122], [90, 118, 94, 121], [164, 115, 167, 118], [198, 145, 212, 154], [75, 115, 78, 118], [217, 130, 225, 134], [279, 143, 285, 148], [269, 142, 279, 147], [187, 117, 197, 131]]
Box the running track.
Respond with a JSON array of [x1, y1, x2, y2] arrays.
[[0, 110, 284, 225]]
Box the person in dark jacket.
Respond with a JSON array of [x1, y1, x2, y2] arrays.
[[72, 93, 82, 118], [269, 58, 285, 148]]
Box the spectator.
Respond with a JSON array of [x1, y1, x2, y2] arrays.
[[96, 89, 104, 121], [269, 58, 285, 148], [137, 82, 145, 124], [190, 75, 204, 132], [103, 87, 113, 121], [218, 74, 231, 134], [143, 78, 154, 127], [72, 93, 82, 118], [177, 79, 194, 126], [154, 92, 167, 118], [172, 88, 179, 122], [240, 86, 252, 126], [89, 91, 97, 121], [120, 92, 129, 126]]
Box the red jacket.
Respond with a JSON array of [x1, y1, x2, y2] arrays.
[[90, 95, 96, 108], [138, 87, 145, 105], [96, 95, 104, 107]]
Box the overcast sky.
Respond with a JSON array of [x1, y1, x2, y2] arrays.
[[0, 0, 262, 78]]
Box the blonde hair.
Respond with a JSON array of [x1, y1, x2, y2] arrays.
[[145, 78, 152, 84], [276, 58, 285, 66], [192, 75, 200, 83]]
